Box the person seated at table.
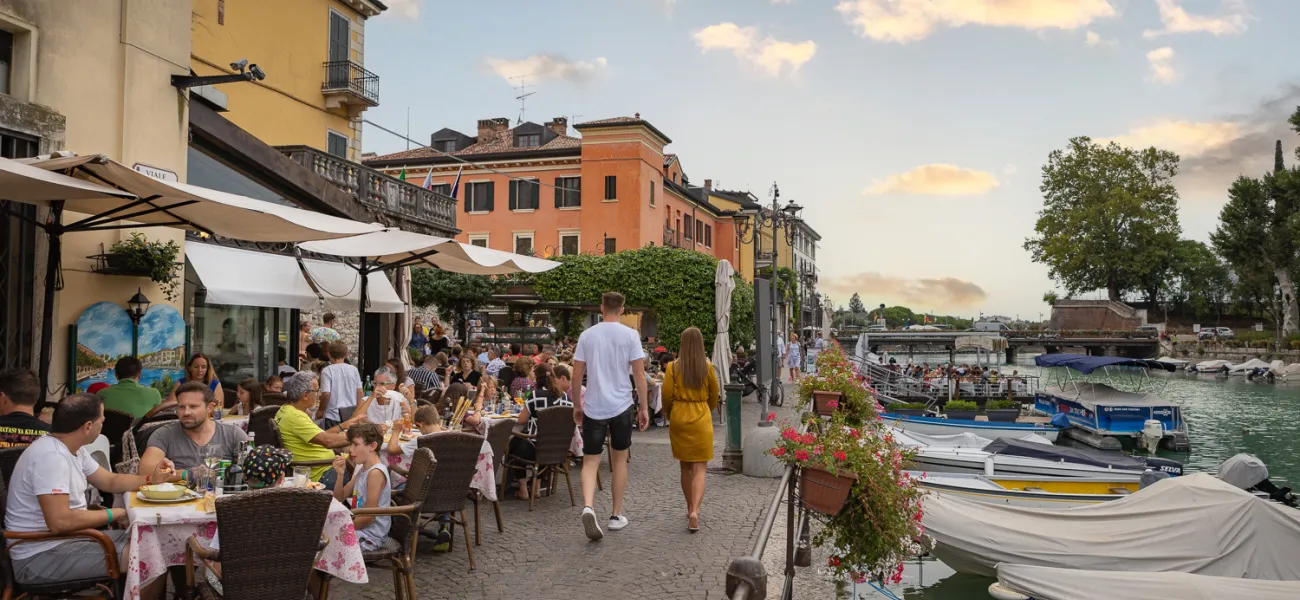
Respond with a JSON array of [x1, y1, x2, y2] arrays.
[[5, 393, 178, 590], [98, 356, 163, 418], [509, 364, 573, 500], [167, 353, 223, 404], [263, 375, 284, 394], [448, 355, 482, 388], [138, 381, 249, 482], [229, 378, 263, 416], [408, 354, 443, 390], [483, 347, 507, 379], [331, 422, 391, 551], [276, 371, 371, 489], [242, 444, 293, 489], [384, 357, 415, 389], [386, 405, 444, 461], [0, 368, 50, 447], [507, 357, 535, 398], [365, 367, 412, 427]]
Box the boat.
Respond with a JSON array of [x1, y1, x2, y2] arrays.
[[881, 413, 1060, 442], [915, 471, 1139, 508], [989, 564, 1300, 600], [1154, 355, 1187, 370], [1228, 358, 1273, 376], [1188, 359, 1231, 374], [1032, 355, 1189, 451], [890, 427, 1183, 479], [923, 473, 1300, 578]]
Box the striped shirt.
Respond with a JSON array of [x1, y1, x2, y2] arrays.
[[524, 390, 572, 437], [408, 366, 442, 390]]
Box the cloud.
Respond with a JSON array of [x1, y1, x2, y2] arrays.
[[863, 164, 1000, 196], [1085, 30, 1116, 47], [382, 0, 420, 19], [834, 0, 1117, 44], [1146, 46, 1178, 84], [1099, 120, 1241, 157], [1143, 0, 1249, 39], [822, 273, 988, 308], [1003, 163, 1018, 175], [693, 23, 817, 76], [484, 55, 609, 86]]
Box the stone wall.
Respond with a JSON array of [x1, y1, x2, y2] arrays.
[[302, 305, 444, 357], [1049, 300, 1144, 330]]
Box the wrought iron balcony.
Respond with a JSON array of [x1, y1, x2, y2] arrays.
[[322, 60, 379, 111], [278, 145, 457, 236]]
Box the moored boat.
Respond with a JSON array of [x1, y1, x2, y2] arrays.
[[1032, 355, 1189, 451], [881, 413, 1060, 442], [915, 471, 1138, 508], [890, 427, 1183, 479], [990, 564, 1300, 600]]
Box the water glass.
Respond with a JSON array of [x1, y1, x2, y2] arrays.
[[293, 466, 311, 488]]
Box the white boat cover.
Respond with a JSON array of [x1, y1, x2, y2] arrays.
[[1193, 359, 1232, 370], [923, 474, 1300, 579], [889, 427, 993, 449], [1228, 358, 1273, 373], [1270, 362, 1300, 376], [1154, 356, 1187, 365], [1040, 382, 1169, 408], [996, 564, 1300, 600], [1217, 453, 1269, 489]]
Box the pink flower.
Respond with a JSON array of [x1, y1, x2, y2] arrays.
[[766, 412, 777, 422], [203, 521, 218, 539], [340, 524, 358, 547], [833, 451, 847, 462], [851, 572, 867, 584], [812, 445, 823, 456], [827, 556, 841, 567], [826, 399, 839, 409], [782, 428, 799, 441], [848, 428, 860, 438], [795, 450, 810, 462], [770, 447, 786, 457]]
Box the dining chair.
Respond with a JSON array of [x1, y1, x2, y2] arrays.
[[350, 447, 435, 600], [473, 418, 514, 543], [247, 405, 282, 447], [102, 407, 135, 468], [260, 392, 289, 407], [0, 446, 25, 488], [0, 476, 122, 599], [502, 406, 576, 512], [184, 487, 331, 599], [115, 420, 174, 474], [338, 405, 357, 423], [413, 432, 482, 571]]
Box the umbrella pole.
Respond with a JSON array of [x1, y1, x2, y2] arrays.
[[38, 202, 63, 404], [358, 258, 369, 377]]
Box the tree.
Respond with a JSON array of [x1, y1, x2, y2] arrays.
[[1276, 140, 1285, 174], [1042, 291, 1059, 306], [1212, 171, 1300, 333], [1023, 137, 1182, 301], [411, 269, 500, 344], [848, 293, 866, 314], [1168, 240, 1231, 319]]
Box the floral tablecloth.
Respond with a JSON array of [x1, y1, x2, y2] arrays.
[[122, 492, 365, 599], [383, 433, 497, 502]]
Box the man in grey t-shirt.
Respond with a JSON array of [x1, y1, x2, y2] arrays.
[[138, 381, 248, 478]]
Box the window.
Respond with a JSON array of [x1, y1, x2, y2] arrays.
[[435, 140, 457, 153], [650, 182, 656, 207], [684, 215, 693, 240], [514, 233, 534, 256], [560, 232, 580, 256], [696, 220, 704, 244], [468, 234, 489, 248], [705, 224, 712, 248], [431, 183, 451, 197], [0, 127, 39, 370], [604, 237, 617, 255], [0, 30, 11, 96], [326, 131, 348, 158], [515, 133, 540, 148], [326, 11, 350, 89], [509, 178, 540, 211], [464, 181, 494, 212], [0, 128, 37, 159], [604, 175, 617, 200], [554, 176, 581, 208]]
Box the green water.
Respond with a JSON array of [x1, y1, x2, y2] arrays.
[[868, 355, 1300, 600]]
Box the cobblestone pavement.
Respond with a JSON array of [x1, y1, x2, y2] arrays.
[[330, 388, 806, 600]]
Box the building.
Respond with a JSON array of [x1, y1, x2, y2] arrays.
[[365, 115, 740, 265]]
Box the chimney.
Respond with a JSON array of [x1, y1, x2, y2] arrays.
[[704, 179, 713, 191], [546, 117, 568, 137], [477, 117, 510, 140]]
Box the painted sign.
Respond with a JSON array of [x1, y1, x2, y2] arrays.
[[133, 163, 178, 182]]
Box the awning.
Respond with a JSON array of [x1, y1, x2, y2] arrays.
[[300, 257, 404, 313], [297, 229, 560, 274], [0, 156, 137, 203], [186, 242, 319, 310]]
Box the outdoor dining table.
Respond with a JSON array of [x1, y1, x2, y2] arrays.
[[382, 429, 498, 501], [120, 488, 367, 599], [218, 413, 249, 431]]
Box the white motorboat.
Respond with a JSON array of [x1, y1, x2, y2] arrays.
[[890, 427, 1184, 479], [882, 413, 1060, 442], [914, 471, 1137, 509], [990, 564, 1300, 600]]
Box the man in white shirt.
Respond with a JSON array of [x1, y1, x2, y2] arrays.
[[571, 291, 648, 541], [318, 341, 362, 428], [365, 366, 410, 426], [6, 393, 177, 592]]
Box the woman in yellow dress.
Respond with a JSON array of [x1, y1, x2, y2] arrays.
[[662, 326, 719, 532]]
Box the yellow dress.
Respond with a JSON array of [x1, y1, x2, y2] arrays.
[[662, 362, 719, 462]]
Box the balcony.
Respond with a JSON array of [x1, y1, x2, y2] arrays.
[[279, 145, 457, 236], [322, 60, 379, 116]]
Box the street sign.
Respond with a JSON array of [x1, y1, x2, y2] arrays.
[[133, 163, 178, 182], [1192, 324, 1201, 333]]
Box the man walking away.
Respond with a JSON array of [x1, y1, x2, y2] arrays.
[[572, 292, 648, 541]]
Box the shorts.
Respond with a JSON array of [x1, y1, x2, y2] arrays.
[[581, 404, 635, 455], [12, 529, 130, 586]]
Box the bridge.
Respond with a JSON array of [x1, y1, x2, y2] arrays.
[[834, 331, 1161, 364]]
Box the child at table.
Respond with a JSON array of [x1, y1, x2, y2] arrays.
[[331, 422, 391, 551], [385, 404, 443, 467]]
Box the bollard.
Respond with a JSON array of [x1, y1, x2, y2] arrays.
[[724, 383, 745, 472]]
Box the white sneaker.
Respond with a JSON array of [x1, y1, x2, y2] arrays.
[[581, 507, 603, 541], [608, 515, 629, 531]]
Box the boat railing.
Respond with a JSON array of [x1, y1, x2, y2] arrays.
[[726, 422, 808, 600]]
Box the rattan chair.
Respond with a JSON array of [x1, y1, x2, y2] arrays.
[[351, 447, 436, 600], [102, 407, 135, 468], [247, 405, 281, 447], [339, 405, 357, 422], [260, 392, 289, 407], [414, 432, 482, 571], [115, 420, 173, 474], [502, 406, 577, 512], [0, 476, 121, 599], [185, 487, 331, 599], [0, 446, 24, 488], [474, 418, 514, 542]]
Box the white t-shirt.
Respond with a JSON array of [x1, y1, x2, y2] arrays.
[[367, 390, 407, 424], [573, 321, 646, 420], [6, 435, 101, 561], [320, 363, 362, 421]]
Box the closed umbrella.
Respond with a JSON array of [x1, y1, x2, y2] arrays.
[[712, 260, 735, 389], [395, 266, 414, 372]]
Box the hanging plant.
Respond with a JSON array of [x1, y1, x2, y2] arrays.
[[108, 232, 182, 302]]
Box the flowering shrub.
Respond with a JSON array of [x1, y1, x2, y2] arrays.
[[797, 345, 877, 424], [769, 410, 925, 584]]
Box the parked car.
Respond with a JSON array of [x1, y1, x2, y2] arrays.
[[971, 322, 1011, 332], [866, 324, 889, 332], [1198, 327, 1235, 340], [1134, 324, 1162, 338]]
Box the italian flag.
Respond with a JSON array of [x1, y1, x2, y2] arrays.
[[398, 168, 407, 181]]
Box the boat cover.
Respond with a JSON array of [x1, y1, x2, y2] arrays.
[[1228, 358, 1273, 373], [1040, 382, 1171, 408], [923, 474, 1300, 578], [1218, 453, 1269, 489], [996, 564, 1300, 600], [981, 437, 1152, 470], [1034, 354, 1175, 373], [1193, 359, 1232, 370], [1154, 356, 1187, 365], [889, 428, 993, 449]]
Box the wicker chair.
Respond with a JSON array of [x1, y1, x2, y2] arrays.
[[0, 446, 24, 488], [102, 407, 135, 468], [474, 418, 514, 542], [185, 487, 331, 599], [351, 447, 436, 600], [247, 405, 282, 447], [261, 392, 289, 407], [0, 476, 121, 599], [502, 406, 577, 512], [115, 420, 173, 474], [339, 405, 357, 423], [413, 432, 482, 571]]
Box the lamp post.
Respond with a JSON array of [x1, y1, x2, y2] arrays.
[[734, 182, 802, 418], [127, 287, 151, 356]]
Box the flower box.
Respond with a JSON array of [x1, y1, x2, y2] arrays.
[[943, 410, 979, 421], [799, 466, 858, 516], [985, 409, 1021, 422], [812, 390, 842, 417]]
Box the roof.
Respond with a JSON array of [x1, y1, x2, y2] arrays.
[[663, 180, 734, 218], [663, 153, 677, 167], [709, 188, 762, 210], [1035, 354, 1175, 374], [574, 115, 672, 144], [365, 133, 581, 166]]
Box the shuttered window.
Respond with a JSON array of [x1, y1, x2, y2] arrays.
[[326, 132, 348, 158], [604, 237, 617, 255], [509, 179, 540, 211], [684, 215, 693, 240], [705, 225, 712, 248], [554, 177, 581, 208], [464, 182, 494, 212]]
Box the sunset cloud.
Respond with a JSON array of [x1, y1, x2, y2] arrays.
[[1146, 47, 1178, 84], [1143, 0, 1249, 39], [485, 55, 609, 86], [863, 164, 1000, 196], [693, 23, 816, 76], [822, 272, 987, 308], [1099, 120, 1241, 157], [835, 0, 1116, 44]]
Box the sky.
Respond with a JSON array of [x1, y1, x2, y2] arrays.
[[362, 0, 1300, 321]]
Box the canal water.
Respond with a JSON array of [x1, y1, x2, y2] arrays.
[[861, 353, 1300, 600]]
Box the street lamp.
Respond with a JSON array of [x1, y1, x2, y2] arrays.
[[127, 288, 151, 355], [734, 182, 803, 418]]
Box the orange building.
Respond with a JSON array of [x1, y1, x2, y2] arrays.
[[364, 115, 740, 265]]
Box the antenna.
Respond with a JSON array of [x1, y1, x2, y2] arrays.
[[567, 114, 583, 133], [511, 74, 537, 125]]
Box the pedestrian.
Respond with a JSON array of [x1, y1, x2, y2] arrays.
[[785, 334, 802, 382], [572, 292, 648, 541], [309, 313, 342, 345], [661, 327, 718, 533]]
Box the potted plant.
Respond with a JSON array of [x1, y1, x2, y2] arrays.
[[942, 399, 979, 421], [887, 402, 928, 417], [798, 344, 876, 424], [811, 390, 843, 417], [105, 233, 182, 302], [985, 399, 1021, 422], [769, 410, 926, 586]]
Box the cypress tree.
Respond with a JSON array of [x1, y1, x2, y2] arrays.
[[1275, 140, 1285, 173]]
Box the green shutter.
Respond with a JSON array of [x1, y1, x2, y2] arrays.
[[508, 180, 518, 211], [485, 182, 495, 211], [555, 178, 563, 208], [463, 184, 471, 213]]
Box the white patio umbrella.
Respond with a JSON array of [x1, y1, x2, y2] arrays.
[[712, 260, 736, 389], [395, 266, 415, 373]]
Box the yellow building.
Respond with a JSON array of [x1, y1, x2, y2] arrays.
[[190, 0, 385, 160], [704, 184, 796, 283]]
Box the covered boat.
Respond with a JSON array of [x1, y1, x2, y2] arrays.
[[881, 413, 1060, 442], [923, 474, 1300, 578], [916, 472, 1138, 509], [890, 427, 1177, 479], [1033, 354, 1188, 451], [1190, 359, 1232, 373], [990, 564, 1300, 600], [1227, 358, 1273, 375]]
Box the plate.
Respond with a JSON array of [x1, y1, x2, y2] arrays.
[[135, 489, 201, 504]]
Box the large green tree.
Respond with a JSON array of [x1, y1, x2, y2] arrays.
[[1211, 170, 1300, 333], [411, 268, 500, 344], [1168, 239, 1231, 319], [848, 293, 866, 314], [1024, 137, 1182, 301]]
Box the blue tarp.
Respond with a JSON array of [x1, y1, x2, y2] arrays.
[[1034, 354, 1176, 374]]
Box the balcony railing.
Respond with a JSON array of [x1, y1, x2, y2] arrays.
[[322, 60, 380, 106], [279, 145, 456, 235]]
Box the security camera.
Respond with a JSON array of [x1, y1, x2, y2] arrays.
[[248, 64, 266, 81], [229, 59, 249, 72]]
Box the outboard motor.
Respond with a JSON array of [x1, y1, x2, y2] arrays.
[[1142, 456, 1183, 476], [1140, 419, 1164, 454], [1218, 453, 1298, 507], [1139, 469, 1171, 489]]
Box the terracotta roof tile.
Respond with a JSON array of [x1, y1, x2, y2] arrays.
[[367, 133, 581, 163], [576, 116, 642, 126]]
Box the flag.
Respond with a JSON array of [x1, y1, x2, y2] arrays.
[[398, 168, 406, 182], [421, 169, 433, 190], [449, 165, 464, 197]]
